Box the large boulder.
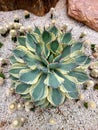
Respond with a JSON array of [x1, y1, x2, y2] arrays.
[[67, 0, 98, 31], [0, 0, 59, 16]]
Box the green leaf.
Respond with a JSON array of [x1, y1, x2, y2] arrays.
[[37, 64, 49, 74], [35, 43, 42, 56], [17, 36, 26, 47], [26, 33, 36, 52], [71, 42, 82, 53], [67, 91, 79, 99], [34, 26, 41, 35], [49, 62, 60, 69], [19, 69, 42, 84], [61, 32, 72, 44], [47, 88, 65, 106], [0, 73, 5, 79], [48, 54, 54, 63], [49, 26, 58, 35], [9, 63, 26, 78], [75, 55, 87, 65], [13, 46, 27, 63], [50, 40, 59, 53], [84, 57, 91, 65], [44, 71, 64, 88], [42, 30, 51, 44], [41, 56, 49, 66], [0, 42, 3, 48], [15, 82, 31, 94], [10, 55, 17, 64], [68, 71, 89, 83], [61, 46, 71, 59], [31, 75, 48, 101], [58, 62, 77, 72], [23, 51, 41, 69]]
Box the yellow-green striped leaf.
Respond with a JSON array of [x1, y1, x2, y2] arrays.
[[47, 88, 65, 106], [19, 69, 42, 84]]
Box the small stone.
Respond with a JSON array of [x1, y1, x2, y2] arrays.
[[17, 103, 24, 110], [9, 87, 15, 95], [0, 77, 4, 86], [49, 118, 56, 125], [20, 26, 25, 33], [8, 22, 14, 29], [79, 94, 84, 101], [52, 19, 56, 25], [88, 101, 96, 109], [10, 29, 17, 37], [89, 62, 98, 70], [94, 45, 98, 52], [14, 15, 20, 22], [0, 26, 7, 35], [14, 23, 22, 29], [84, 80, 94, 89], [9, 102, 17, 112], [93, 52, 98, 58], [24, 11, 30, 19], [20, 117, 26, 123], [90, 69, 98, 78], [24, 101, 33, 112], [11, 118, 22, 128], [94, 84, 98, 90], [26, 26, 32, 33], [79, 32, 87, 38]]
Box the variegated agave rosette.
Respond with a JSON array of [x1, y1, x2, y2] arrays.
[[9, 25, 91, 108]]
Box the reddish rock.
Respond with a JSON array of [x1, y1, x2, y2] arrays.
[[67, 0, 98, 31], [0, 0, 59, 16]]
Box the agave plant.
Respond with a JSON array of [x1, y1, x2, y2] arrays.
[[9, 25, 91, 108]]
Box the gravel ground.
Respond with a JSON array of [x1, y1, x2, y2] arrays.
[[0, 0, 98, 130]]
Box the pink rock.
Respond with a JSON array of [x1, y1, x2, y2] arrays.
[[67, 0, 98, 31]]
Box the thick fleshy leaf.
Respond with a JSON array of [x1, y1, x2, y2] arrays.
[[31, 75, 48, 101], [61, 32, 72, 44], [34, 26, 41, 35], [47, 88, 65, 106], [84, 57, 91, 65], [71, 42, 82, 53], [41, 56, 49, 66], [37, 64, 49, 74], [49, 26, 58, 35], [35, 99, 47, 106], [35, 43, 42, 56], [19, 69, 42, 84], [68, 71, 89, 82], [17, 36, 26, 47], [26, 33, 36, 52], [67, 91, 79, 99], [13, 46, 27, 63], [58, 62, 78, 72], [9, 63, 26, 78], [48, 54, 54, 63], [61, 46, 71, 59], [23, 51, 41, 69], [42, 30, 51, 44], [44, 71, 64, 88], [15, 82, 31, 94], [50, 40, 59, 53], [10, 55, 17, 64], [75, 55, 87, 65], [49, 62, 60, 69]]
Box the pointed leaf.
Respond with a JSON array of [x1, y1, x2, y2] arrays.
[[50, 40, 59, 52], [34, 26, 41, 35], [42, 30, 51, 44], [10, 55, 17, 64], [17, 36, 26, 47], [49, 26, 58, 35], [26, 33, 36, 52], [61, 32, 72, 44], [71, 42, 82, 53]]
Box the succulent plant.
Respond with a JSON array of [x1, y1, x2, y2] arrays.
[[9, 25, 91, 108]]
